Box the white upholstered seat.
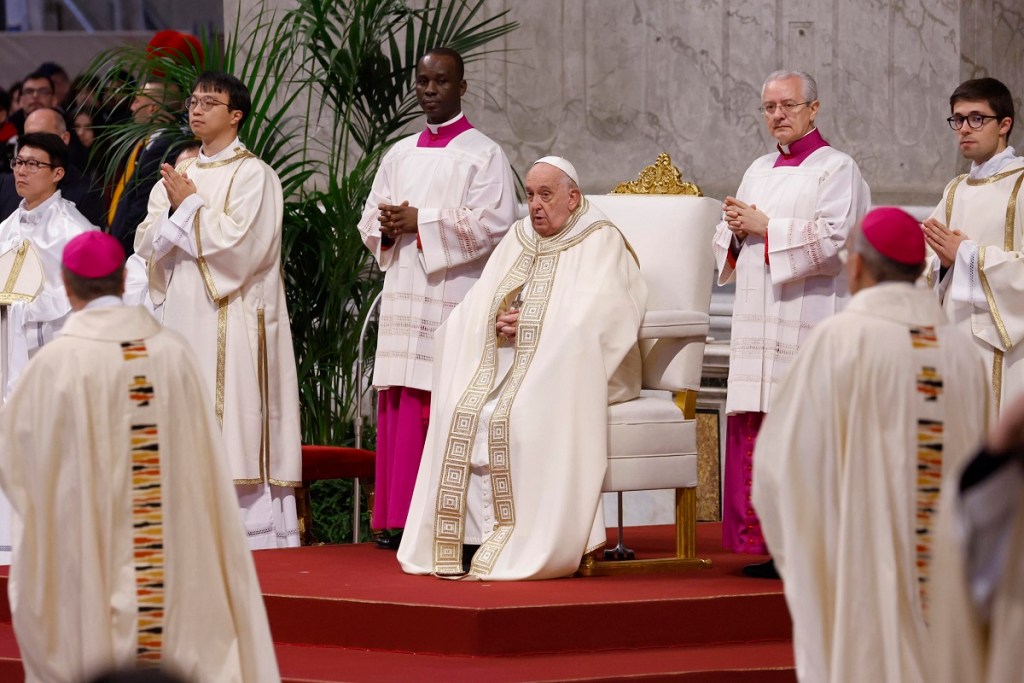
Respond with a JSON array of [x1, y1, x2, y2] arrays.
[[579, 192, 719, 574]]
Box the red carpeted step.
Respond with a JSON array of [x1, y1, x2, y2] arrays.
[[274, 639, 795, 683], [256, 523, 789, 656], [0, 623, 23, 680]]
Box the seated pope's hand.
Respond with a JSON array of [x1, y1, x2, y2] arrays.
[[496, 309, 519, 342]]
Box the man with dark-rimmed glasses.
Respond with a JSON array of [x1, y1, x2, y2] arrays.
[[923, 77, 1023, 416], [0, 131, 95, 565]]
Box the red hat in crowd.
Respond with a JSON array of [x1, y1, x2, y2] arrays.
[[146, 30, 204, 77]]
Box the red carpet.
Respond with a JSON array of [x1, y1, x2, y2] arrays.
[[0, 523, 795, 682]]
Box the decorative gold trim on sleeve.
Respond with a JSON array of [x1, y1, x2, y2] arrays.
[[258, 307, 270, 485], [977, 246, 1012, 351], [233, 477, 263, 486], [1003, 171, 1024, 250], [215, 297, 228, 426], [193, 210, 221, 302], [269, 478, 303, 488], [611, 153, 702, 196], [993, 349, 1004, 414]]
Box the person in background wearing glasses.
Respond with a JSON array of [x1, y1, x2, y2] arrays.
[[712, 70, 871, 579], [134, 71, 302, 551], [7, 71, 57, 137], [0, 132, 96, 564], [923, 78, 1024, 417]]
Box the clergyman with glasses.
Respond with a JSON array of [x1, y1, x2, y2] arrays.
[[0, 131, 96, 562], [712, 70, 871, 578], [922, 77, 1023, 415], [134, 71, 303, 551]]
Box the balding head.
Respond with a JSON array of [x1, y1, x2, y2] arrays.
[[24, 107, 70, 145]]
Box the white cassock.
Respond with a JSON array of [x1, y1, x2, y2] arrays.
[[357, 113, 518, 392], [398, 198, 647, 580], [135, 139, 302, 549], [752, 282, 992, 683], [0, 190, 95, 564], [713, 143, 871, 413], [0, 303, 280, 683], [928, 149, 1024, 414], [931, 452, 1024, 683]]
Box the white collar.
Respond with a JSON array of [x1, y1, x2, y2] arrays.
[[970, 146, 1022, 179], [84, 295, 125, 310], [777, 127, 817, 155], [425, 112, 464, 135], [199, 137, 244, 163], [19, 190, 62, 222]]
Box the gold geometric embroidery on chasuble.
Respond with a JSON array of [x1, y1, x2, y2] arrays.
[[121, 340, 165, 664], [431, 200, 610, 576]]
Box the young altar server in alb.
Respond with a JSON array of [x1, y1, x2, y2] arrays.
[[0, 231, 280, 683], [923, 77, 1024, 416], [357, 47, 517, 548], [752, 208, 991, 683], [134, 71, 303, 549], [713, 70, 871, 576]]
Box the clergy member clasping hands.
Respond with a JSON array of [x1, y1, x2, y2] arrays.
[[495, 308, 518, 341], [378, 201, 418, 239], [921, 217, 966, 268], [723, 196, 769, 238], [160, 162, 197, 212]]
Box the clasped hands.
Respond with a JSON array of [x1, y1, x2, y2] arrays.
[[922, 218, 966, 268], [161, 163, 197, 212], [723, 196, 769, 239], [496, 309, 519, 342], [378, 202, 418, 239]]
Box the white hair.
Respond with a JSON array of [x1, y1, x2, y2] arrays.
[[761, 70, 818, 102]]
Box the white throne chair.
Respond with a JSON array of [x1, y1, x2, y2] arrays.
[[578, 154, 719, 575]]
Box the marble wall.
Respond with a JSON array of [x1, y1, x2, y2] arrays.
[[228, 0, 1024, 205], [459, 0, 1023, 205]]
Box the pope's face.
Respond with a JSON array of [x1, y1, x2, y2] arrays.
[[952, 98, 1011, 165], [525, 163, 580, 238], [762, 76, 819, 147], [415, 54, 466, 125]]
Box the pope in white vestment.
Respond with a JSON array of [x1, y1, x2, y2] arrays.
[[752, 208, 991, 683], [714, 71, 871, 557], [135, 137, 302, 549], [358, 49, 517, 539], [399, 158, 646, 580], [0, 232, 279, 683]]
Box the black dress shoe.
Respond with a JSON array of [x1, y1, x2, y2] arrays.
[[375, 530, 403, 550], [742, 558, 780, 579], [462, 544, 480, 573]]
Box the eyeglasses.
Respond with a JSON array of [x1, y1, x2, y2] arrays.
[[20, 87, 52, 98], [759, 101, 811, 116], [947, 114, 1001, 131], [10, 158, 57, 173], [184, 95, 231, 112]]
